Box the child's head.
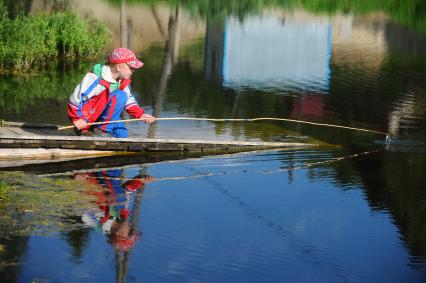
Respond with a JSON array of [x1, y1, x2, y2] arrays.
[[108, 47, 143, 80], [109, 221, 140, 251]]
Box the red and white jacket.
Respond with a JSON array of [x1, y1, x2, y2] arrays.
[[67, 64, 144, 124]]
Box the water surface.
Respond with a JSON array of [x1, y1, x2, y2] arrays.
[[1, 1, 426, 282]]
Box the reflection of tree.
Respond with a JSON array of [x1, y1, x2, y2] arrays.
[[0, 236, 29, 282], [104, 0, 426, 31], [326, 47, 426, 142], [120, 0, 133, 48], [0, 63, 91, 124], [151, 5, 166, 39], [0, 172, 92, 280], [384, 22, 426, 139], [115, 183, 144, 283], [147, 7, 180, 138], [348, 150, 426, 257], [63, 220, 91, 261], [387, 93, 416, 138]]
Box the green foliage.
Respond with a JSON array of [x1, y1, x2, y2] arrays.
[[0, 0, 7, 21], [0, 180, 10, 200], [0, 5, 111, 70]]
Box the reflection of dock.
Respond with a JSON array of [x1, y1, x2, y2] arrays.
[[0, 151, 204, 173]]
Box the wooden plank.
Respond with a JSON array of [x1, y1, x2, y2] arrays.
[[0, 127, 317, 153], [0, 121, 59, 129], [7, 127, 35, 136], [0, 127, 22, 137], [0, 135, 293, 145], [0, 125, 71, 137], [0, 137, 315, 152]]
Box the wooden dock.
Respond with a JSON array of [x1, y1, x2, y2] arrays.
[[0, 124, 316, 162]]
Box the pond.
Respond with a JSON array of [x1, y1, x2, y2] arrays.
[[1, 1, 426, 282]]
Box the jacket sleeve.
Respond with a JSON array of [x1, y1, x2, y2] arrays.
[[124, 87, 145, 118], [67, 83, 84, 122], [67, 103, 81, 122], [122, 179, 144, 191]]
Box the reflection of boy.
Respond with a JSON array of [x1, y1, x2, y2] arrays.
[[78, 170, 153, 250]]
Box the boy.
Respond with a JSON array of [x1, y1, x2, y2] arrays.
[[68, 47, 155, 137]]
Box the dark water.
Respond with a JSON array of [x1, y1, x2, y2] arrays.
[[1, 1, 426, 282]]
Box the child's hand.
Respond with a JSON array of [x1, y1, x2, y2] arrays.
[[73, 119, 87, 130], [140, 114, 156, 124]]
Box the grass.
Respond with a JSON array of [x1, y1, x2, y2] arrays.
[[0, 180, 10, 200], [0, 172, 95, 237]]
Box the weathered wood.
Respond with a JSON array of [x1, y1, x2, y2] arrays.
[[0, 121, 59, 129], [0, 127, 22, 137], [0, 133, 316, 153], [5, 127, 32, 136]]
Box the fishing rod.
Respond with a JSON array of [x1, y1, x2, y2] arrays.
[[57, 117, 390, 141]]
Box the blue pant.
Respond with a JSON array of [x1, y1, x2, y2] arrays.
[[97, 90, 129, 138]]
